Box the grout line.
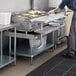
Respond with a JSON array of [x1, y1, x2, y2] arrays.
[[44, 59, 65, 76], [62, 63, 76, 76]]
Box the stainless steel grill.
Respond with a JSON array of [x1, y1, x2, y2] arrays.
[[11, 10, 46, 32]]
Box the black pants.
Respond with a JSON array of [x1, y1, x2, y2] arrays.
[[67, 20, 76, 54]]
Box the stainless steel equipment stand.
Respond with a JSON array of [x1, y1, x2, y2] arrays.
[[29, 22, 56, 64], [0, 24, 16, 68], [5, 13, 65, 64]]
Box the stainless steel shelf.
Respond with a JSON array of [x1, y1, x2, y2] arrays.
[[0, 55, 15, 68], [15, 42, 54, 57], [35, 26, 60, 35]]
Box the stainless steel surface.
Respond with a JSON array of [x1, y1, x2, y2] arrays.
[[31, 13, 65, 23]]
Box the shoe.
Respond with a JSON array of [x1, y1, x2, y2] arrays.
[[63, 53, 75, 59], [75, 52, 76, 56]]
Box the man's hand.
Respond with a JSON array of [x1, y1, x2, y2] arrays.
[[47, 7, 61, 15], [47, 10, 55, 15]]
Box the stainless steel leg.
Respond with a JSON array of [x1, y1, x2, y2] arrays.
[[52, 31, 55, 51], [30, 56, 33, 65], [40, 23, 43, 46], [0, 31, 3, 65], [54, 45, 57, 49], [9, 36, 11, 60], [30, 42, 33, 65], [14, 27, 16, 65], [29, 38, 36, 65]]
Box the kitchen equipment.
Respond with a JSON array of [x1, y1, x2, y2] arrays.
[[11, 10, 46, 32]]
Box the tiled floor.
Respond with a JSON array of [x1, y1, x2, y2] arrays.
[[0, 42, 66, 76]]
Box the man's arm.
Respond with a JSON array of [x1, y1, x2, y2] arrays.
[[48, 7, 62, 14], [48, 0, 67, 14]]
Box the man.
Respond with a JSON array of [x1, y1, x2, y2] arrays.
[[48, 0, 76, 58]]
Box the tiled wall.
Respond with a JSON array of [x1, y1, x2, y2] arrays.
[[0, 0, 30, 12], [49, 0, 62, 7], [0, 0, 48, 12]]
